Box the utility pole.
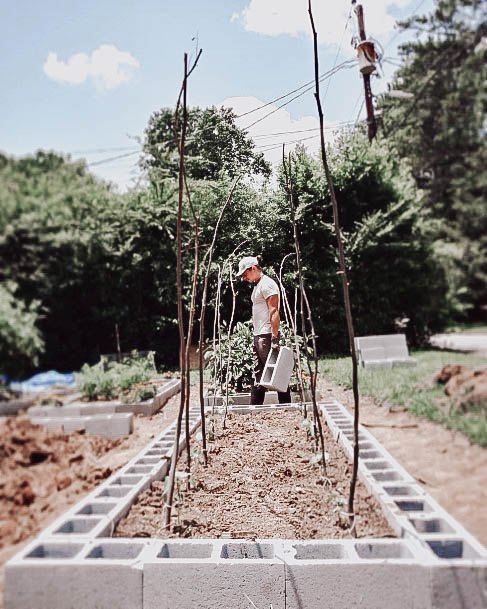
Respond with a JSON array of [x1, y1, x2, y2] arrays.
[[353, 1, 378, 141]]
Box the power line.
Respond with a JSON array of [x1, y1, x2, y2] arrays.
[[242, 61, 356, 130], [88, 150, 140, 167], [236, 59, 356, 122], [322, 4, 354, 103], [71, 146, 139, 155], [384, 0, 429, 51]]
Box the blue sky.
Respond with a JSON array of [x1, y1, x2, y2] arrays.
[[0, 0, 433, 190]]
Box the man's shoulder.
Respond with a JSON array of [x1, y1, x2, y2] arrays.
[[261, 274, 279, 293]]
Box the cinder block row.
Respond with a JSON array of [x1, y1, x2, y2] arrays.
[[204, 389, 315, 408], [117, 378, 182, 416], [319, 400, 487, 564], [26, 407, 202, 546], [7, 538, 486, 609], [30, 412, 134, 439], [27, 378, 181, 419]]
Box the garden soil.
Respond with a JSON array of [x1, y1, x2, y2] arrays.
[[114, 410, 393, 539], [2, 379, 487, 607], [0, 395, 181, 609]]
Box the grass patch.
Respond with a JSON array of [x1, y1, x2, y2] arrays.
[[319, 350, 487, 447]]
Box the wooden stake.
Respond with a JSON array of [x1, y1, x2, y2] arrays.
[[308, 0, 360, 531]]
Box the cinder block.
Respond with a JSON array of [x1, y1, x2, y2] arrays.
[[260, 346, 294, 393], [284, 562, 430, 609], [85, 413, 133, 438], [144, 560, 285, 609], [5, 544, 143, 609], [429, 564, 487, 609]]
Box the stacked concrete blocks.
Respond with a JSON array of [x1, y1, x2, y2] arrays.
[[6, 406, 203, 609], [9, 537, 484, 609]]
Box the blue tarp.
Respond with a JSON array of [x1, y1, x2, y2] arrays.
[[10, 370, 76, 393]]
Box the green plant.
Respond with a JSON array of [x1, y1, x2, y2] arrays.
[[77, 351, 157, 401], [204, 319, 308, 393]]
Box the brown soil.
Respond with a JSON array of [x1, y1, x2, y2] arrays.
[[114, 410, 394, 540], [0, 394, 181, 609], [319, 377, 487, 546], [435, 364, 487, 411]]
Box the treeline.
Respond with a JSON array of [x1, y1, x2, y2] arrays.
[[0, 0, 484, 377]]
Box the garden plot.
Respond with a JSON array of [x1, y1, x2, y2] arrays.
[[25, 378, 181, 438], [115, 409, 392, 539], [5, 397, 487, 609]]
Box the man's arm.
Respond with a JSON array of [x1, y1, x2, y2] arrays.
[[266, 294, 280, 338]]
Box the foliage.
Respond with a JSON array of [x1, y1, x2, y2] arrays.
[[204, 319, 308, 393], [142, 106, 271, 182], [76, 351, 157, 401], [377, 0, 486, 318], [272, 135, 454, 351], [0, 282, 44, 377], [320, 349, 487, 446]]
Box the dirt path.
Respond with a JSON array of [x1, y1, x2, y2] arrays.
[[115, 409, 393, 540], [319, 378, 487, 545], [0, 394, 181, 609]]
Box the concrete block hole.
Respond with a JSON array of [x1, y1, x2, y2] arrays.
[[86, 543, 144, 560], [96, 486, 131, 498], [355, 542, 413, 559], [359, 442, 374, 450], [383, 486, 418, 497], [220, 543, 274, 559], [359, 450, 381, 459], [157, 543, 213, 559], [426, 539, 481, 559], [409, 517, 454, 534], [136, 458, 160, 465], [293, 543, 347, 560], [363, 460, 390, 470], [372, 471, 403, 482], [54, 518, 100, 534], [110, 475, 142, 486], [395, 499, 431, 512], [126, 466, 152, 474], [76, 503, 117, 515], [26, 543, 83, 559]]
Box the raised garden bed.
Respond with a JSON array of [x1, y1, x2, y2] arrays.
[[5, 396, 487, 609], [114, 409, 392, 539]]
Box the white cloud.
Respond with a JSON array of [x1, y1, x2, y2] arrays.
[[221, 95, 344, 168], [43, 44, 139, 90], [234, 0, 413, 47]]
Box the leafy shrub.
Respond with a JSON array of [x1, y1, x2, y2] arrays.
[[77, 351, 157, 401], [204, 320, 309, 393]]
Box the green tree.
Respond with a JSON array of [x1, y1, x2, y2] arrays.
[[378, 0, 486, 317], [142, 105, 271, 182], [0, 282, 44, 377]]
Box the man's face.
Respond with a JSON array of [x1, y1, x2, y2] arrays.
[[242, 266, 259, 282]]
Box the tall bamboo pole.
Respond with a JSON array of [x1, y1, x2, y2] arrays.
[[198, 177, 241, 465], [282, 148, 327, 477], [308, 0, 360, 528], [164, 53, 189, 528]]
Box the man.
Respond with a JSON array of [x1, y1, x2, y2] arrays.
[[236, 255, 291, 405]]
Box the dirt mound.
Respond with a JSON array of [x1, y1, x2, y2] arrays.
[[0, 416, 121, 548], [435, 364, 487, 411]]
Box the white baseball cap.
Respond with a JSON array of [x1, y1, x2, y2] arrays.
[[236, 256, 259, 277]]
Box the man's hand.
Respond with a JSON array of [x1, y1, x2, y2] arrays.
[[271, 333, 280, 350]]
